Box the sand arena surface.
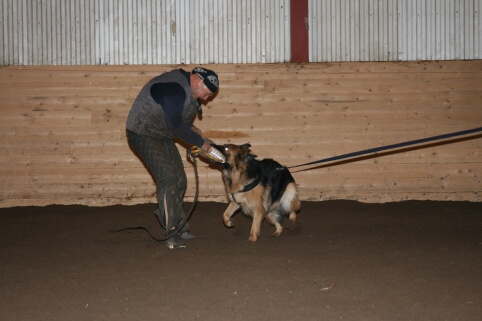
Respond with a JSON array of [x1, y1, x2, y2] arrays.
[[1, 201, 481, 321]]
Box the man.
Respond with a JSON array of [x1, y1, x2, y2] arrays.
[[126, 67, 220, 249]]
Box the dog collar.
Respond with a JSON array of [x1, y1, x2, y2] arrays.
[[230, 176, 261, 204], [239, 175, 261, 193]]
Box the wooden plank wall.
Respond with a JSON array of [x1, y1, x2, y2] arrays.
[[0, 61, 481, 207]]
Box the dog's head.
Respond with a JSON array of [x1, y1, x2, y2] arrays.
[[213, 143, 257, 169]]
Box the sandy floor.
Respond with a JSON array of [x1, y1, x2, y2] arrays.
[[1, 200, 481, 321]]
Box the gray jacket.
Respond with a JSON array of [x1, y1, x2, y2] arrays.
[[126, 69, 198, 140]]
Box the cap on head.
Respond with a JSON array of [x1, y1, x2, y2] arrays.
[[192, 67, 219, 94]]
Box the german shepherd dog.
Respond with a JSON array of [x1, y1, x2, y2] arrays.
[[212, 143, 301, 242]]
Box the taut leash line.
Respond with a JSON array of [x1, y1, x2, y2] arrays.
[[287, 127, 482, 170]]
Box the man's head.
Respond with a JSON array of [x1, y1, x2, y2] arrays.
[[190, 67, 219, 100]]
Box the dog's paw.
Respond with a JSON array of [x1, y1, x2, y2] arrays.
[[271, 224, 283, 236], [248, 235, 258, 242], [223, 220, 235, 228]]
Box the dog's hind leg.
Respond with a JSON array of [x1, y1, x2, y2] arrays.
[[285, 200, 300, 231], [222, 202, 240, 228], [284, 190, 300, 231], [286, 211, 297, 230], [266, 210, 283, 236]]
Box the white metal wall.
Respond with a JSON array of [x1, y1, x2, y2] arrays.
[[309, 0, 482, 62], [2, 0, 481, 65], [0, 0, 291, 65]]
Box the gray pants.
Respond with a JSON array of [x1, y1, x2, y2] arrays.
[[126, 130, 189, 233]]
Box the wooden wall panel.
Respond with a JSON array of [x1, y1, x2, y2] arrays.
[[0, 61, 481, 207]]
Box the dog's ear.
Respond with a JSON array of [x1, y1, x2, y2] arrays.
[[240, 143, 256, 160], [240, 143, 251, 152]]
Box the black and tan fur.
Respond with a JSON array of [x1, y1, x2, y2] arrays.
[[214, 143, 301, 242]]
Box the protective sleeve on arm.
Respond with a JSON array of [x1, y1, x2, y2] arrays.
[[150, 83, 205, 147]]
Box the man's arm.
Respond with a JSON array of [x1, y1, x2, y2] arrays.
[[150, 82, 205, 148]]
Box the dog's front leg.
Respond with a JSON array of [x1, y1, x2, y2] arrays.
[[249, 207, 265, 242], [222, 202, 240, 228]]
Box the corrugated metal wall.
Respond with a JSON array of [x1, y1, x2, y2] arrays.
[[1, 0, 481, 65], [309, 0, 481, 62], [0, 0, 290, 65]]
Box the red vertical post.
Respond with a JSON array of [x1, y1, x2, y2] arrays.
[[290, 0, 309, 62]]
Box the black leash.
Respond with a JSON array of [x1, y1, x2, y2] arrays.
[[112, 149, 200, 243], [287, 127, 482, 170]]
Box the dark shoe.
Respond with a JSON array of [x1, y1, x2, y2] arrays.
[[166, 234, 186, 250], [178, 231, 196, 239]]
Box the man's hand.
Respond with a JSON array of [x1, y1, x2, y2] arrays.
[[200, 142, 226, 164], [189, 128, 225, 163]]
